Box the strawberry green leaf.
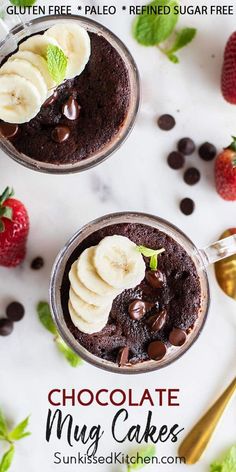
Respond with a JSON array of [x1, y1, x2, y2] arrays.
[[8, 416, 30, 442], [37, 301, 57, 335], [0, 188, 14, 206], [0, 207, 13, 220], [0, 446, 14, 472], [55, 336, 82, 367], [46, 45, 68, 85], [133, 0, 179, 46]]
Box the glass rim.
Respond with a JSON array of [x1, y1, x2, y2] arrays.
[[50, 211, 210, 375], [0, 15, 140, 174]]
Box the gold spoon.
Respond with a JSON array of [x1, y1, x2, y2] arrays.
[[179, 377, 236, 464], [215, 229, 236, 300]]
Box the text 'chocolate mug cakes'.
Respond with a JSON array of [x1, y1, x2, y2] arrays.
[[60, 222, 202, 369], [0, 19, 135, 170]]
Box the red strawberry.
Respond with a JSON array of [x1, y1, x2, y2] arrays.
[[0, 187, 29, 267], [215, 137, 236, 200], [222, 32, 236, 104]]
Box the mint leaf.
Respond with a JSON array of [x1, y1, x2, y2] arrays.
[[137, 245, 165, 270], [37, 301, 57, 335], [8, 416, 30, 442], [167, 27, 196, 53], [128, 444, 156, 470], [133, 0, 179, 46], [0, 411, 8, 440], [210, 446, 236, 472], [55, 337, 82, 368], [0, 446, 14, 472], [9, 0, 37, 6], [46, 45, 68, 85]]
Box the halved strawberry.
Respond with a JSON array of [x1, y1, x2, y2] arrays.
[[0, 187, 29, 267]]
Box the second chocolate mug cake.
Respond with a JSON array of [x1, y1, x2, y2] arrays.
[[0, 16, 139, 173], [50, 212, 236, 374]]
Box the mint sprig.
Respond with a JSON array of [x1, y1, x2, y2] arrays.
[[0, 410, 30, 472], [46, 45, 68, 85], [37, 302, 82, 368], [133, 0, 197, 63], [137, 245, 165, 271], [9, 0, 37, 6], [210, 445, 236, 472], [163, 27, 197, 63], [126, 444, 156, 470]]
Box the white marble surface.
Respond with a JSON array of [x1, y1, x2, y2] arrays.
[[0, 0, 236, 470]]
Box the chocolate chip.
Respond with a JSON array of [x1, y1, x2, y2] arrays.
[[184, 167, 201, 185], [128, 300, 146, 320], [167, 151, 185, 170], [6, 302, 25, 322], [199, 142, 217, 161], [0, 123, 18, 138], [0, 319, 14, 336], [180, 198, 195, 215], [31, 257, 44, 270], [169, 328, 187, 346], [43, 91, 58, 107], [157, 114, 176, 131], [146, 270, 166, 289], [147, 341, 167, 361], [147, 309, 167, 332], [178, 138, 195, 155], [62, 96, 81, 120], [117, 347, 129, 366], [51, 126, 70, 143]]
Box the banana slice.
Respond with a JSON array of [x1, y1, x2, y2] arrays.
[[19, 34, 60, 60], [8, 51, 56, 90], [69, 288, 111, 323], [45, 23, 91, 79], [77, 247, 119, 297], [69, 262, 114, 306], [94, 235, 146, 290], [0, 59, 47, 102], [68, 301, 108, 334], [0, 74, 42, 124]]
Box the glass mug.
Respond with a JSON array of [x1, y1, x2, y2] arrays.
[[0, 14, 140, 173], [50, 212, 236, 375]]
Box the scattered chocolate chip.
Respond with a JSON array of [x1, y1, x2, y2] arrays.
[[31, 257, 44, 270], [128, 300, 146, 320], [180, 198, 195, 215], [117, 347, 129, 366], [167, 151, 185, 170], [6, 302, 25, 322], [147, 309, 167, 332], [147, 341, 167, 361], [43, 91, 58, 107], [62, 96, 81, 120], [51, 126, 70, 143], [184, 167, 201, 185], [169, 328, 187, 346], [0, 319, 14, 336], [178, 137, 195, 155], [0, 123, 18, 138], [158, 114, 176, 131], [146, 269, 166, 289], [199, 142, 217, 161]]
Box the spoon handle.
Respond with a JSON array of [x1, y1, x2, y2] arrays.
[[178, 377, 236, 464]]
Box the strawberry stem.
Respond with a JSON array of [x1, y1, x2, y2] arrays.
[[0, 187, 14, 233], [228, 136, 236, 152]]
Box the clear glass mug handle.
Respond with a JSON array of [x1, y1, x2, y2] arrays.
[[0, 1, 24, 42], [200, 234, 236, 266]]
